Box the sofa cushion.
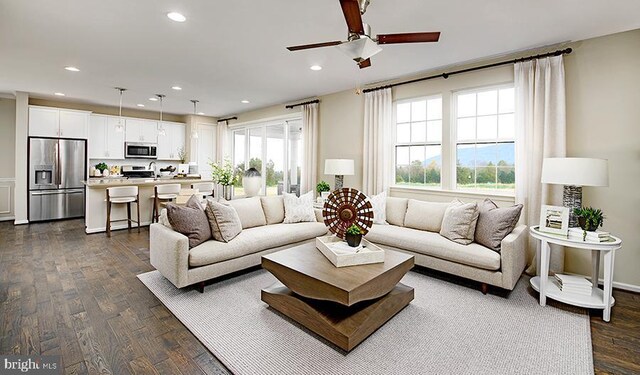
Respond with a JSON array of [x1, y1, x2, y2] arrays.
[[166, 195, 212, 248], [205, 199, 243, 242], [404, 199, 450, 232], [189, 222, 328, 267], [368, 191, 388, 225], [283, 191, 316, 223], [440, 200, 479, 245], [261, 195, 285, 224], [475, 199, 523, 252], [386, 197, 408, 226], [227, 196, 267, 229], [366, 224, 500, 271]]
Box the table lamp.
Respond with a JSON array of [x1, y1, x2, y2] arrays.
[[324, 159, 355, 191], [541, 157, 608, 227]]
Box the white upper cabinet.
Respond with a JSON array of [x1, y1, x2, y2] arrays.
[[89, 114, 125, 159], [29, 106, 89, 139], [157, 122, 186, 160], [126, 119, 158, 143]]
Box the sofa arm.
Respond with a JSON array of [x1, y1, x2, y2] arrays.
[[149, 223, 190, 288], [499, 224, 528, 290], [315, 208, 324, 223]]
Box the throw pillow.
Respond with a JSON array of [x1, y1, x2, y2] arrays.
[[404, 199, 450, 232], [226, 196, 267, 229], [474, 198, 523, 252], [439, 199, 479, 245], [166, 195, 212, 248], [205, 198, 243, 242], [283, 191, 316, 223], [260, 195, 285, 224], [368, 191, 388, 225], [385, 197, 408, 226]]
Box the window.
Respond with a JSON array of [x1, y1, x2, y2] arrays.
[[455, 86, 515, 191], [394, 96, 442, 187], [232, 118, 302, 196]]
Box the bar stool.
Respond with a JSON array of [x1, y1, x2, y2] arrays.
[[152, 184, 181, 223], [191, 182, 214, 199], [105, 186, 140, 237]]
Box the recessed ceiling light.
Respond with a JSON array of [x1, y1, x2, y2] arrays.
[[167, 12, 186, 22], [310, 65, 322, 71], [241, 100, 250, 104], [54, 92, 65, 96], [64, 66, 80, 72], [137, 104, 145, 107], [149, 97, 158, 101], [171, 86, 182, 91], [197, 112, 205, 115]]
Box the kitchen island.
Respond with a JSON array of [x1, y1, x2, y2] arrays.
[[83, 177, 213, 234]]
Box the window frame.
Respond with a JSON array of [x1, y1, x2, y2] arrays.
[[450, 83, 516, 193], [393, 94, 444, 189]]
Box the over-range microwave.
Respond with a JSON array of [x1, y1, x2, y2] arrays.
[[125, 142, 157, 159]]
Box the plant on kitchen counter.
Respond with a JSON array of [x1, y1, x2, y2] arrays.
[[95, 162, 108, 172], [177, 147, 187, 163], [209, 158, 237, 186]]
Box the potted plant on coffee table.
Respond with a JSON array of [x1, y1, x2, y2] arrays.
[[345, 224, 364, 247]]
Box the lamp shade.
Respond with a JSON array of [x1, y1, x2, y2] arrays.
[[541, 158, 608, 187], [324, 159, 355, 176]]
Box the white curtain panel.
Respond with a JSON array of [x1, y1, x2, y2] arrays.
[[216, 120, 229, 162], [301, 102, 319, 194], [363, 88, 393, 195], [514, 55, 567, 274]]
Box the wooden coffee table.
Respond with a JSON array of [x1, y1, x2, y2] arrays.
[[261, 243, 414, 351]]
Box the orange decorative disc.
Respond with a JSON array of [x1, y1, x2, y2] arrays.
[[322, 188, 373, 239]]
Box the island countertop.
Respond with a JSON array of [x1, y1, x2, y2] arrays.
[[83, 177, 213, 188]]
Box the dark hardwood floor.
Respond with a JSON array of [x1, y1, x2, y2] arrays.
[[1, 219, 638, 374]]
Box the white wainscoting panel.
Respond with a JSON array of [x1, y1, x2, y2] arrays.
[[0, 178, 15, 221]]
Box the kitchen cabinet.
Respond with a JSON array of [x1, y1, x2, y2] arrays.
[[89, 115, 125, 159], [29, 106, 89, 139], [126, 119, 158, 143], [157, 122, 186, 160]]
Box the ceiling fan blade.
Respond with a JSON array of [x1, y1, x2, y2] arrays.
[[358, 58, 371, 69], [286, 41, 343, 51], [339, 0, 365, 35], [377, 32, 441, 44]]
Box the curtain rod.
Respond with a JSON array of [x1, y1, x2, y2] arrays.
[[363, 48, 572, 94], [217, 116, 237, 123], [285, 99, 319, 109]]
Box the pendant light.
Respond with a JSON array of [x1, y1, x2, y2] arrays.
[[157, 94, 166, 136], [190, 99, 199, 139], [114, 87, 126, 132]]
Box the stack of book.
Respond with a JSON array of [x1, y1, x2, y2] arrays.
[[568, 228, 611, 242], [554, 274, 593, 295]]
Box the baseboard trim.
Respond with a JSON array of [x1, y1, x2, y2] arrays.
[[594, 278, 640, 294], [0, 216, 15, 222], [86, 221, 152, 234], [14, 219, 28, 225]]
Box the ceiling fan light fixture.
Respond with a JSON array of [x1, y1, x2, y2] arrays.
[[336, 37, 382, 62]]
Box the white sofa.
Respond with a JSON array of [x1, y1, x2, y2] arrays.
[[150, 196, 327, 291], [365, 197, 527, 291]]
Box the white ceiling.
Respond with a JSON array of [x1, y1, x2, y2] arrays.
[[1, 0, 639, 117]]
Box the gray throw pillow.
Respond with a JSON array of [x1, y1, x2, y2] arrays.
[[166, 195, 212, 248], [474, 198, 523, 252], [439, 200, 479, 245], [205, 198, 242, 242]]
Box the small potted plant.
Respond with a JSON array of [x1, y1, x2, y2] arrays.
[[95, 162, 109, 177], [209, 158, 238, 200], [316, 181, 330, 199], [345, 224, 364, 247], [573, 206, 605, 232]]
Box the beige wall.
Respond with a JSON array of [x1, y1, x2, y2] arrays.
[[230, 29, 640, 287], [0, 98, 16, 179], [563, 29, 640, 287]]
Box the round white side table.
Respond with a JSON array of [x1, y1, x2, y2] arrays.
[[529, 226, 622, 322]]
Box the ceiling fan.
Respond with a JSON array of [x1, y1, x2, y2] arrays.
[[286, 0, 440, 69]]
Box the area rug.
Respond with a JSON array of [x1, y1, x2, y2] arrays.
[[138, 270, 593, 375]]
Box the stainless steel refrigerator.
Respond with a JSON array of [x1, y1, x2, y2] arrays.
[[29, 137, 86, 221]]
